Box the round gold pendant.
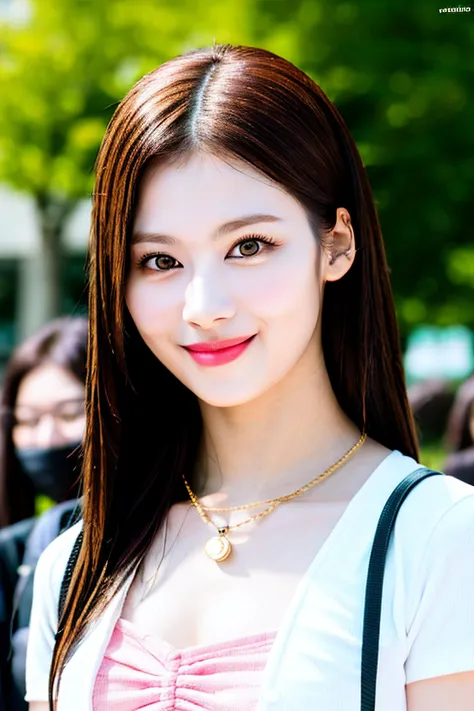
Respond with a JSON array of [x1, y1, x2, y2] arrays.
[[205, 535, 232, 562]]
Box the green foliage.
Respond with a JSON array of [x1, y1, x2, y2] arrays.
[[35, 494, 54, 516], [419, 443, 447, 472], [0, 0, 254, 199], [0, 0, 473, 337], [248, 0, 474, 337]]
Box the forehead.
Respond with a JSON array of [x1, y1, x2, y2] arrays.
[[132, 151, 304, 236], [16, 363, 83, 408]]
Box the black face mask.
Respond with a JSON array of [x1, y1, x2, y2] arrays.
[[15, 442, 82, 502]]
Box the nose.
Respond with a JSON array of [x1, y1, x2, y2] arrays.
[[34, 413, 64, 449], [183, 274, 236, 330]]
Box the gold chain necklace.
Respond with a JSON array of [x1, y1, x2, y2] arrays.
[[182, 431, 367, 563]]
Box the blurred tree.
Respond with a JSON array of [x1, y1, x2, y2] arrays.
[[0, 0, 253, 322], [249, 0, 474, 340], [0, 0, 473, 337]]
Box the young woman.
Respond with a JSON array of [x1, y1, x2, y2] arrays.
[[25, 44, 474, 711], [0, 317, 86, 709], [0, 316, 87, 528]]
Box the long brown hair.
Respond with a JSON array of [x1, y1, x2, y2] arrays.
[[49, 43, 418, 704], [0, 316, 88, 528]]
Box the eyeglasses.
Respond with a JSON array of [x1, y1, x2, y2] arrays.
[[5, 398, 86, 432]]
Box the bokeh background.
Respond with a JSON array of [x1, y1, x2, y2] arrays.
[[1, 0, 473, 472]]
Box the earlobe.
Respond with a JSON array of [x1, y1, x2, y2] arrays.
[[329, 247, 353, 267], [324, 242, 356, 283], [323, 208, 356, 282]]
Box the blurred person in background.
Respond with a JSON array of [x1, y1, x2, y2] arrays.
[[0, 316, 87, 528], [0, 317, 87, 710], [443, 373, 474, 486], [407, 379, 455, 446]]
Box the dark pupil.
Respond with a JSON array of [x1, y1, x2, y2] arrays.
[[240, 240, 258, 256], [156, 256, 174, 270]]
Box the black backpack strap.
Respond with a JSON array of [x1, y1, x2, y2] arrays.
[[360, 467, 444, 710], [55, 530, 83, 639]]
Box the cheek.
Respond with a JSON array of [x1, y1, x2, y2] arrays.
[[126, 278, 179, 338], [235, 250, 321, 320], [12, 428, 24, 450], [63, 416, 86, 443]]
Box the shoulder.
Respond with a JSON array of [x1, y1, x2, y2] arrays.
[[25, 500, 80, 563], [0, 516, 36, 552], [394, 457, 474, 529], [414, 476, 474, 553], [368, 450, 474, 545], [0, 517, 37, 593], [382, 449, 471, 511], [381, 452, 474, 562], [34, 519, 83, 600], [33, 499, 79, 534], [390, 456, 474, 594]]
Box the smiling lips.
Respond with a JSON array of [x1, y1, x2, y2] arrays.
[[182, 335, 256, 366]]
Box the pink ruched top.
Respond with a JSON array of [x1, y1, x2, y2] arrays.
[[92, 617, 277, 710]]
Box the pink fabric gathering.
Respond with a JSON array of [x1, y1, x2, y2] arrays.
[[93, 617, 277, 710]]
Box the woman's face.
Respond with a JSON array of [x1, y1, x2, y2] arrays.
[[126, 151, 332, 408], [12, 363, 86, 450]]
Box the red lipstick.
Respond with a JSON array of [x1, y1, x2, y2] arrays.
[[182, 335, 256, 366]]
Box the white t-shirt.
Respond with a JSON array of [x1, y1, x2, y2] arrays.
[[25, 450, 474, 710]]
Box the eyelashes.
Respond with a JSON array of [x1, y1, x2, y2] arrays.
[[134, 233, 282, 272]]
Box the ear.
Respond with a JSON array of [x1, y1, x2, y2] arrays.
[[321, 208, 356, 283]]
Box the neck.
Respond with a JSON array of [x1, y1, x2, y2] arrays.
[[193, 339, 362, 505]]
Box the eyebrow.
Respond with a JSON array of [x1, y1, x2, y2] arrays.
[[131, 214, 283, 246]]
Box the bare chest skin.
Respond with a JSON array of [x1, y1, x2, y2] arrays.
[[121, 443, 390, 648], [121, 501, 349, 649]]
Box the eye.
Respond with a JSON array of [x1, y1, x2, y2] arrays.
[[13, 415, 39, 429], [55, 400, 85, 422], [227, 234, 281, 260], [136, 253, 181, 272], [240, 240, 259, 256], [135, 233, 281, 272]]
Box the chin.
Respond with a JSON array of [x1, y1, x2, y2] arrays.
[[188, 381, 267, 408]]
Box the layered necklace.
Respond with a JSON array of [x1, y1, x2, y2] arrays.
[[182, 431, 367, 563]]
